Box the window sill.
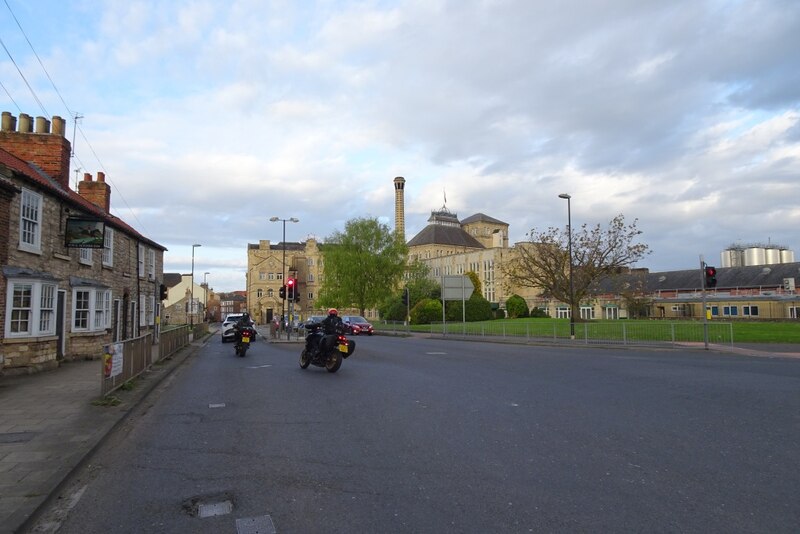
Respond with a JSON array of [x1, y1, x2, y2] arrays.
[[2, 334, 58, 344]]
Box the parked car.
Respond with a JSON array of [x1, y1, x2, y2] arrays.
[[221, 313, 256, 342], [341, 315, 374, 336]]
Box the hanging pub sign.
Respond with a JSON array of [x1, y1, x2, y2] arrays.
[[65, 217, 106, 248]]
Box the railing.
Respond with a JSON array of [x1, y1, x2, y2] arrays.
[[375, 319, 734, 347], [100, 332, 154, 396], [159, 325, 190, 360], [100, 323, 206, 397], [425, 320, 734, 347]]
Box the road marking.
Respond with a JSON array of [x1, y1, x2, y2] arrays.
[[209, 403, 226, 409], [247, 364, 272, 369], [426, 351, 447, 355]]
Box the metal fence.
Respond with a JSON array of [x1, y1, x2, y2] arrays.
[[159, 325, 191, 360], [100, 323, 207, 397], [376, 320, 734, 347], [100, 332, 154, 396]]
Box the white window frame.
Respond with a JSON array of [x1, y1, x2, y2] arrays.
[[79, 247, 93, 265], [103, 227, 114, 267], [19, 188, 42, 253], [147, 248, 155, 280], [5, 279, 58, 337], [139, 294, 146, 327], [72, 287, 111, 332], [138, 244, 145, 277]]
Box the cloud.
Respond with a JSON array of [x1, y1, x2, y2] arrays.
[[2, 0, 799, 291]]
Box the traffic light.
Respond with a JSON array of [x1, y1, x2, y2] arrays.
[[279, 285, 286, 299], [159, 283, 168, 301], [704, 265, 717, 288], [401, 287, 409, 306], [286, 278, 295, 300]]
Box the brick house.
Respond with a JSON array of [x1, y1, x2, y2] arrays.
[[0, 111, 167, 375]]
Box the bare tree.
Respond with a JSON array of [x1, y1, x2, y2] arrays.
[[503, 214, 650, 320]]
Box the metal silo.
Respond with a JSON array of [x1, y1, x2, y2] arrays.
[[765, 248, 781, 264], [744, 247, 766, 266], [781, 249, 795, 263]]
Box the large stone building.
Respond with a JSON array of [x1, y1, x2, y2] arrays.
[[246, 176, 799, 323], [0, 112, 166, 374], [246, 238, 328, 325]]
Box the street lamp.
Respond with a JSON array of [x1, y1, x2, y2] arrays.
[[269, 216, 299, 339], [190, 244, 201, 327], [558, 194, 575, 339]]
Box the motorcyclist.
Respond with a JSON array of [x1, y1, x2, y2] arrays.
[[318, 308, 344, 354], [234, 312, 254, 343]]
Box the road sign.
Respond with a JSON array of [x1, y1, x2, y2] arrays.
[[442, 275, 475, 301]]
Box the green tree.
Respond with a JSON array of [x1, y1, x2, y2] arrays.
[[505, 294, 529, 318], [504, 214, 649, 322], [317, 217, 408, 315]]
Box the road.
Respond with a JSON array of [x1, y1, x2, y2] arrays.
[[30, 334, 800, 533]]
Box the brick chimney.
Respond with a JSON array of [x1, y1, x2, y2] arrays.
[[0, 111, 71, 189], [78, 171, 111, 212]]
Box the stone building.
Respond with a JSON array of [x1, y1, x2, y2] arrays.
[[246, 238, 326, 325], [0, 112, 166, 374]]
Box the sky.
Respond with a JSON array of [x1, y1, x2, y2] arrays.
[[2, 0, 799, 293]]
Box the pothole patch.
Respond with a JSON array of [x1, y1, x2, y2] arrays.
[[182, 491, 235, 518], [236, 515, 277, 534]]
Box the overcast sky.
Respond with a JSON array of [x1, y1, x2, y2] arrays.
[[2, 0, 799, 293]]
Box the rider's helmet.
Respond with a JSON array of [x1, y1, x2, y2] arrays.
[[328, 308, 338, 316]]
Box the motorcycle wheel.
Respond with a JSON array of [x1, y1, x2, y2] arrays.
[[346, 339, 356, 357], [325, 351, 343, 373], [299, 349, 311, 369], [239, 345, 247, 357]]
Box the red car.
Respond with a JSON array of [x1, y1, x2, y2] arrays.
[[342, 316, 374, 336]]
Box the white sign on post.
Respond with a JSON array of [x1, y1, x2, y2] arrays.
[[442, 275, 475, 301]]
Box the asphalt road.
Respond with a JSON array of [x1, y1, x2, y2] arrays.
[[30, 334, 800, 533]]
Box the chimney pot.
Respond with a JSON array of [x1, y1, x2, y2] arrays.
[[35, 116, 49, 134], [83, 172, 92, 182], [1, 112, 14, 132], [97, 171, 105, 183], [18, 114, 32, 132], [52, 116, 66, 136]]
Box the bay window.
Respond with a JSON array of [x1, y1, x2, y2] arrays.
[[5, 279, 58, 337]]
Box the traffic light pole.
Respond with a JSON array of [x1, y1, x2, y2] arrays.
[[700, 255, 708, 350]]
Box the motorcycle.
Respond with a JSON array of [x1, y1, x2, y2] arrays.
[[233, 324, 256, 357], [300, 320, 356, 373]]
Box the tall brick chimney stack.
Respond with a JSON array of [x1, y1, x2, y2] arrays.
[[78, 171, 111, 212], [0, 111, 71, 190], [394, 176, 406, 242]]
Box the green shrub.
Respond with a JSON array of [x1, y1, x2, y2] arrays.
[[505, 295, 530, 318], [411, 298, 443, 324]]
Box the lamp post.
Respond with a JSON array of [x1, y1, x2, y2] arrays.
[[269, 216, 299, 339], [190, 244, 201, 327], [558, 194, 575, 339], [203, 272, 210, 321]]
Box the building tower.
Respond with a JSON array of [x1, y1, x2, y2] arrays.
[[394, 176, 406, 241]]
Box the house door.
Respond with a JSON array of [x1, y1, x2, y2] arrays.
[[112, 299, 122, 342], [56, 290, 66, 359]]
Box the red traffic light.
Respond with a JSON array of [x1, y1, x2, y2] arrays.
[[287, 278, 295, 287], [705, 266, 716, 276]]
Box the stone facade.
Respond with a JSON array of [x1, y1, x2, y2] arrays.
[[0, 111, 166, 374]]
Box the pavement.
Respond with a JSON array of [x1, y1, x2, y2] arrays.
[[0, 328, 798, 534]]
